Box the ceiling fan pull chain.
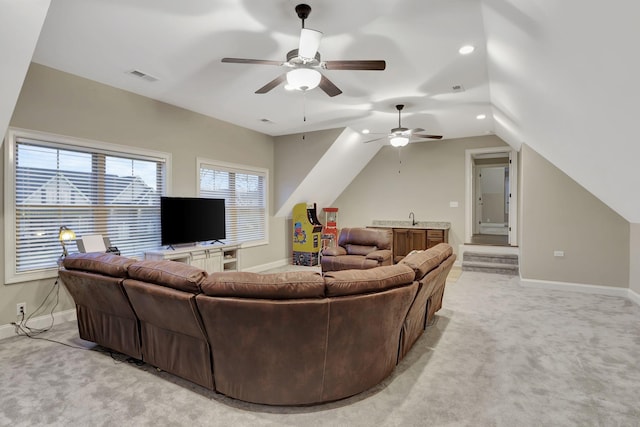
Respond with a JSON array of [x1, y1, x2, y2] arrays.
[[398, 148, 402, 174], [303, 91, 307, 122], [302, 91, 307, 140]]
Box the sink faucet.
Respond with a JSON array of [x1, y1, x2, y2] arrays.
[[409, 211, 417, 226]]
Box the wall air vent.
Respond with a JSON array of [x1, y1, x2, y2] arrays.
[[127, 69, 158, 82], [452, 84, 465, 92]]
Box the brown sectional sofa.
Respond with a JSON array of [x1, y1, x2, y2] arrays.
[[59, 243, 456, 406]]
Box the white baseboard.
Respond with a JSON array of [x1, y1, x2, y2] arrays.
[[241, 258, 291, 273], [0, 308, 77, 341], [520, 276, 636, 303]]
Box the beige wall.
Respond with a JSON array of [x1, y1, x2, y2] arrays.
[[519, 144, 629, 287], [1, 63, 286, 326], [333, 135, 508, 252], [273, 128, 341, 212], [630, 223, 640, 295]]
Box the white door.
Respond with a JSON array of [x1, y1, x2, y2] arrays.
[[465, 147, 518, 246]]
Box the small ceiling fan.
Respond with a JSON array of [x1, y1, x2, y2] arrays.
[[221, 3, 386, 97], [364, 105, 443, 147]]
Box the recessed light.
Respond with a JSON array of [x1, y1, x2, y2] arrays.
[[459, 45, 475, 55], [476, 114, 486, 120], [362, 129, 370, 134]]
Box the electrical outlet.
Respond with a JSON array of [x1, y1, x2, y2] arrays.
[[16, 302, 26, 317]]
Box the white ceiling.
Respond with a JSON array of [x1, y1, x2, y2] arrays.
[[32, 0, 493, 139], [8, 0, 640, 223]]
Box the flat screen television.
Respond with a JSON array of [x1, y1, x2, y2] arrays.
[[160, 196, 226, 246]]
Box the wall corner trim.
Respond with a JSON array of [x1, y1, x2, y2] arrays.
[[627, 288, 640, 307]]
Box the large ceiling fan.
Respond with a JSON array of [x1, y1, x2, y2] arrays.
[[221, 3, 386, 97], [365, 104, 443, 147]]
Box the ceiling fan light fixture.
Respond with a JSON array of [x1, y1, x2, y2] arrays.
[[286, 68, 321, 91], [390, 135, 409, 147], [299, 28, 323, 60]]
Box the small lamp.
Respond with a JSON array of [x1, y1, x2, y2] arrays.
[[59, 226, 76, 257]]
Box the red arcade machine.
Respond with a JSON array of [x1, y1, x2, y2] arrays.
[[321, 207, 339, 249]]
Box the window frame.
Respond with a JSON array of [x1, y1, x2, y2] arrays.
[[4, 128, 172, 284], [196, 157, 269, 248]]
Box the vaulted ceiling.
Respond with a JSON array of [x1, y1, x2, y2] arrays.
[[2, 1, 640, 222]]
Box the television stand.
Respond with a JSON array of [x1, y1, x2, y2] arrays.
[[144, 244, 240, 273]]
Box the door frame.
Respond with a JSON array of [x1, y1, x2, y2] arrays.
[[465, 146, 518, 246]]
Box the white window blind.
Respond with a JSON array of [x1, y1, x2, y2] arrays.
[[9, 135, 166, 280], [199, 161, 267, 245]]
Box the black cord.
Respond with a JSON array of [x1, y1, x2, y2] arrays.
[[10, 277, 145, 358], [10, 276, 88, 350], [13, 277, 60, 337]]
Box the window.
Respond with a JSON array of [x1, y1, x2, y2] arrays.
[[5, 129, 170, 283], [198, 158, 268, 246]]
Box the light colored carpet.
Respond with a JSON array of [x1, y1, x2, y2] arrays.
[[1, 271, 639, 426]]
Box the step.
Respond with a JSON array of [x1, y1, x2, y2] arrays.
[[463, 251, 519, 265], [462, 261, 519, 275]]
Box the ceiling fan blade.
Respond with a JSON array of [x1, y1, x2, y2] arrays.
[[362, 136, 386, 144], [323, 60, 386, 71], [410, 128, 425, 133], [318, 75, 343, 97], [222, 58, 283, 66], [298, 28, 323, 60], [413, 134, 443, 140], [255, 74, 287, 94]]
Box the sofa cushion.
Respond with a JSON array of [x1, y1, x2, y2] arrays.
[[63, 252, 135, 278], [399, 243, 453, 280], [337, 227, 392, 250], [345, 244, 377, 256], [321, 255, 380, 272], [324, 264, 415, 297], [127, 260, 206, 293], [322, 246, 347, 256], [201, 271, 325, 299]]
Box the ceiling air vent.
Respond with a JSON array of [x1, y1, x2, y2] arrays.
[[127, 69, 158, 82], [452, 84, 465, 93]]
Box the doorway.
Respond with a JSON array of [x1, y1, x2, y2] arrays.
[[465, 147, 518, 246]]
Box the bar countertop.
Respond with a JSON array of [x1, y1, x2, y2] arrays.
[[370, 220, 451, 230]]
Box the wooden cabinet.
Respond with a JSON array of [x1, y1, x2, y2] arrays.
[[391, 228, 449, 263], [144, 244, 240, 274], [393, 229, 427, 263], [221, 246, 239, 272], [427, 229, 448, 249]]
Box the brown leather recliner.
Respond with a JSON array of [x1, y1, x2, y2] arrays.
[[321, 227, 393, 272]]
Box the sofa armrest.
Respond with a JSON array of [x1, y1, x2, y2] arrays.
[[323, 246, 347, 256], [365, 249, 392, 263]]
